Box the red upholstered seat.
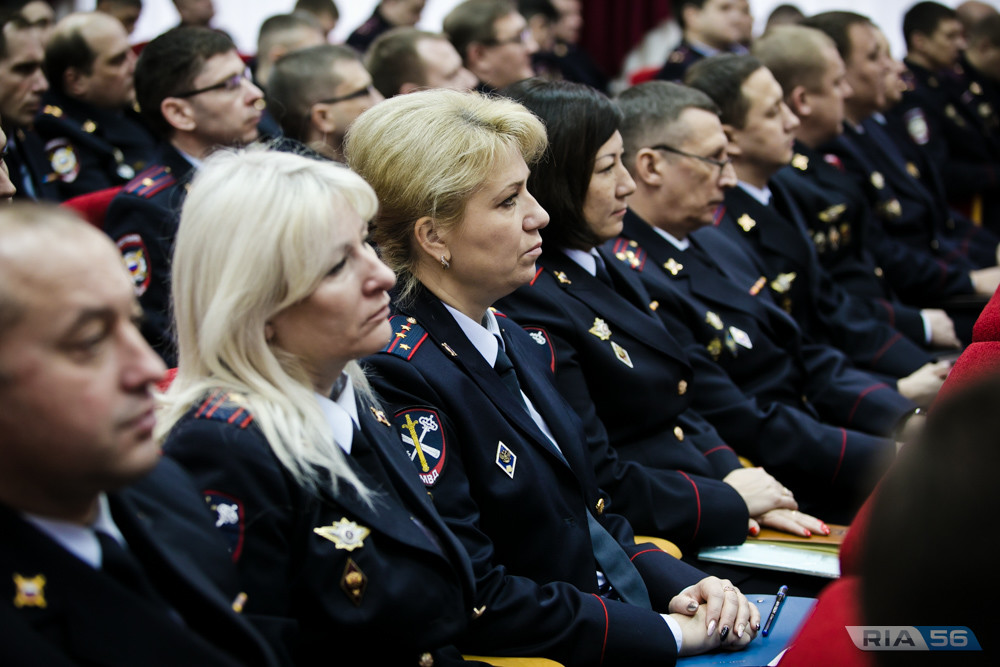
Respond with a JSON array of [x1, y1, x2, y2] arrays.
[[60, 186, 124, 230]]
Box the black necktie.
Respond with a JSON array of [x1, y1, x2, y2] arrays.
[[96, 530, 173, 609], [494, 334, 527, 409], [594, 260, 615, 289]]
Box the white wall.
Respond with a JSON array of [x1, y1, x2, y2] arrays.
[[75, 0, 997, 58]]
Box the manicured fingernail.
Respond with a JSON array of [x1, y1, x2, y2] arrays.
[[707, 619, 717, 636], [687, 601, 698, 612], [755, 622, 761, 631], [821, 523, 830, 534], [737, 624, 745, 638], [749, 524, 759, 536], [720, 625, 730, 640], [803, 529, 811, 537]]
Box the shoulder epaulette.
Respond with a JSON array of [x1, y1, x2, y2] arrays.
[[489, 307, 509, 319], [609, 237, 647, 271], [123, 165, 175, 198], [381, 314, 429, 361], [193, 390, 254, 429]]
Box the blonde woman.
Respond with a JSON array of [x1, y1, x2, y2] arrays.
[[158, 149, 477, 666], [349, 89, 758, 665]]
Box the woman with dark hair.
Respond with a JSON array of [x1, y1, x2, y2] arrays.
[[349, 88, 759, 665], [497, 78, 825, 539]]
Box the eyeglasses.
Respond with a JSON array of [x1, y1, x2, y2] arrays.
[[650, 144, 732, 177], [174, 67, 253, 98], [484, 29, 531, 47], [314, 85, 377, 105]]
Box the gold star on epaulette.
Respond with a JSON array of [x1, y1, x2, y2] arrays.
[[399, 344, 410, 350], [870, 171, 885, 189], [791, 153, 809, 171], [401, 324, 412, 331], [395, 331, 407, 338], [906, 162, 921, 179], [82, 120, 97, 133], [737, 214, 756, 232]]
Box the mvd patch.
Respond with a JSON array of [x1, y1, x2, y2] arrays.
[[392, 408, 446, 487], [116, 234, 150, 296], [204, 491, 244, 562]]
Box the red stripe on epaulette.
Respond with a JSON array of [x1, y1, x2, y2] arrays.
[[137, 175, 176, 198], [405, 332, 428, 360], [847, 383, 890, 425], [529, 266, 543, 286], [590, 594, 610, 665], [124, 166, 167, 193], [227, 408, 245, 425], [713, 205, 726, 226], [678, 471, 701, 542], [493, 310, 508, 319], [195, 390, 226, 418]]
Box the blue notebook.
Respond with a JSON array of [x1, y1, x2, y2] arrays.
[[678, 594, 816, 666]]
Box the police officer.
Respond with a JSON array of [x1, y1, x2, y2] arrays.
[[35, 12, 156, 201], [656, 0, 746, 82]]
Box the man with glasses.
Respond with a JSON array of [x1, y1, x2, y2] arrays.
[[444, 0, 537, 93], [608, 80, 914, 521], [35, 12, 156, 201], [105, 27, 264, 365], [267, 44, 382, 163], [685, 54, 949, 399]]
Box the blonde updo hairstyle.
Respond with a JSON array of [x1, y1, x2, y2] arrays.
[[344, 88, 547, 301]]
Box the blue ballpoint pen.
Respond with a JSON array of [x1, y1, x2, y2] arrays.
[[761, 585, 788, 637]]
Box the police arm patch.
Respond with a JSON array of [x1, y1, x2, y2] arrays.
[[116, 233, 150, 296], [524, 326, 556, 373], [392, 408, 447, 486], [204, 490, 245, 562], [45, 138, 79, 183]]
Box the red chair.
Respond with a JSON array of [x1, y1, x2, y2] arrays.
[[61, 185, 123, 230], [627, 65, 661, 86]]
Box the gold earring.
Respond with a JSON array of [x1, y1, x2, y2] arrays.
[[440, 255, 451, 269]]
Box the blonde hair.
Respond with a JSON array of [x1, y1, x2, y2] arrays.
[[344, 88, 547, 301], [156, 147, 379, 501]]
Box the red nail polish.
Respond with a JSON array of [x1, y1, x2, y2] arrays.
[[803, 530, 811, 537], [821, 523, 830, 534], [749, 525, 759, 536]]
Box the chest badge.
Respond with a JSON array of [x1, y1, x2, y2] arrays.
[[737, 214, 756, 232], [611, 341, 633, 368], [12, 574, 47, 608], [730, 326, 753, 349], [496, 441, 517, 478], [314, 518, 371, 551], [588, 317, 612, 341]]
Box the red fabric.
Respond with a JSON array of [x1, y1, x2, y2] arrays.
[[60, 186, 124, 230], [972, 285, 1000, 342], [156, 367, 178, 393], [779, 577, 874, 667], [579, 0, 672, 80], [628, 65, 661, 86], [933, 341, 1000, 407]]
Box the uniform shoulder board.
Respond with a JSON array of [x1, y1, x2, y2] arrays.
[[123, 165, 176, 198], [489, 307, 509, 319], [193, 390, 255, 429], [381, 314, 429, 361], [609, 237, 647, 271]]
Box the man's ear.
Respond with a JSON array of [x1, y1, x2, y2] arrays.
[[310, 103, 337, 134], [632, 148, 664, 187], [787, 85, 809, 118], [413, 215, 449, 263], [721, 123, 743, 157], [64, 67, 88, 98], [160, 97, 197, 132]]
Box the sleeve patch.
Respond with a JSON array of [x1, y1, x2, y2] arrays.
[[524, 326, 556, 373], [45, 138, 79, 183], [392, 408, 446, 487], [116, 233, 150, 296], [204, 490, 245, 561]]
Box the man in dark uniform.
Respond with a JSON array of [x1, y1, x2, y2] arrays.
[[0, 204, 281, 667], [104, 27, 264, 365], [612, 81, 917, 520], [753, 24, 968, 348], [444, 0, 536, 93], [891, 2, 1000, 231], [0, 13, 57, 201], [347, 0, 424, 54], [35, 12, 156, 201], [656, 0, 746, 82], [686, 54, 952, 393]]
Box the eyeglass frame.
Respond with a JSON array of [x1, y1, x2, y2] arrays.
[[173, 66, 253, 98], [313, 84, 377, 106], [648, 144, 733, 176], [482, 29, 531, 47]]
